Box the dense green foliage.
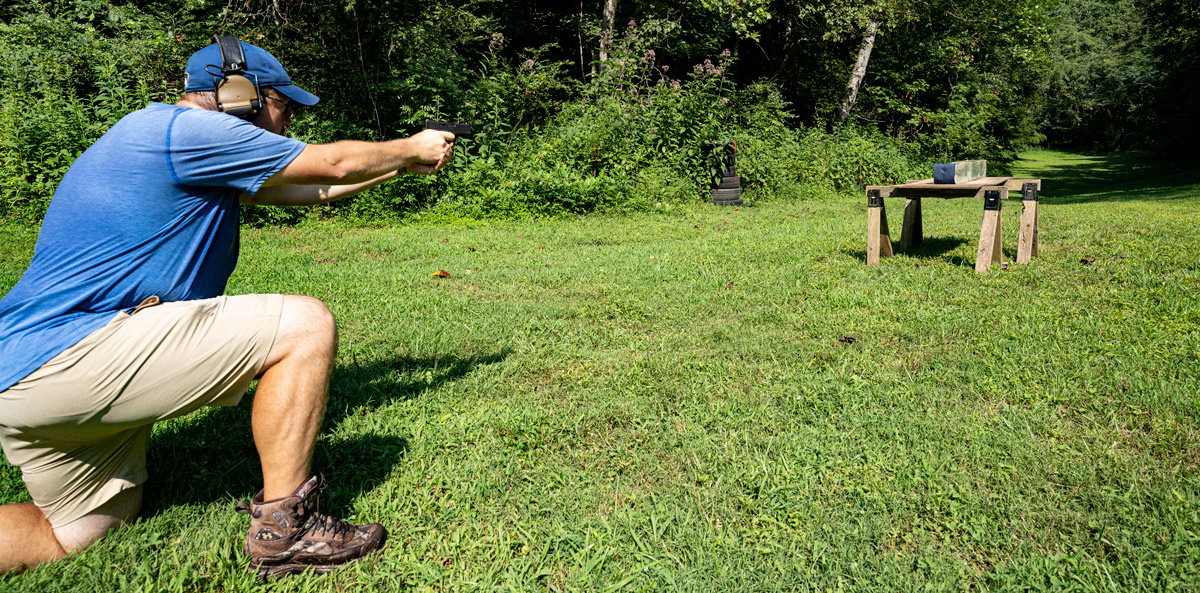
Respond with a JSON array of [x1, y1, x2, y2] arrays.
[[1037, 0, 1157, 149], [0, 0, 1195, 223], [1142, 0, 1200, 159], [1034, 0, 1200, 156]]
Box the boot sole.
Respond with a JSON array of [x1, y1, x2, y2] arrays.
[[254, 562, 337, 580], [250, 532, 388, 580]]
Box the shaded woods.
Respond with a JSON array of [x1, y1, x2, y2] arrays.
[[1, 0, 1195, 223]]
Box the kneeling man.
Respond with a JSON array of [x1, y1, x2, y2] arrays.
[[0, 39, 454, 577]]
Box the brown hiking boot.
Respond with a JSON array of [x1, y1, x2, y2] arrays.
[[235, 474, 386, 579]]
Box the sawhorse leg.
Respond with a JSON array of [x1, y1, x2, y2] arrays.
[[867, 189, 893, 266], [1017, 182, 1039, 264], [899, 198, 923, 250], [975, 189, 1005, 273]]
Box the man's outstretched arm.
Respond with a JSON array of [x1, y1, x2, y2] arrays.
[[243, 128, 454, 206], [241, 170, 401, 206]]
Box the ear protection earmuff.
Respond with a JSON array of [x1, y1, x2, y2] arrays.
[[209, 35, 262, 120]]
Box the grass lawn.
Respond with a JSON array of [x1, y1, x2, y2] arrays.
[[1, 149, 1197, 591]]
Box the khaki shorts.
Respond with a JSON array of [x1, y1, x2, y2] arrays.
[[0, 294, 283, 528]]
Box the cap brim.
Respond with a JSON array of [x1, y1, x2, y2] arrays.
[[273, 84, 319, 106]]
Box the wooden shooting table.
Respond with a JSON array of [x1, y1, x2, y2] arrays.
[[865, 177, 1042, 273]]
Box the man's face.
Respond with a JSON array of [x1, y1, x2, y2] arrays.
[[252, 89, 294, 135]]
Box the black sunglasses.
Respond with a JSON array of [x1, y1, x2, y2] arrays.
[[264, 93, 297, 118]]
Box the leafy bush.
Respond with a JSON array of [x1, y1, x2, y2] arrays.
[[798, 127, 931, 192], [725, 82, 806, 201], [434, 23, 745, 217], [0, 1, 170, 221], [331, 22, 933, 220], [729, 82, 930, 198]]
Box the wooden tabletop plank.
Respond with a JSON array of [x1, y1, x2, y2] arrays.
[[866, 178, 1041, 198], [895, 177, 1038, 190]]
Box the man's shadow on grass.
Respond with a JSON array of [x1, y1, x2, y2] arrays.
[[140, 350, 507, 516], [843, 236, 968, 264]]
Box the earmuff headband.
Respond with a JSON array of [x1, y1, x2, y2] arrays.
[[214, 36, 247, 74], [211, 35, 262, 120]]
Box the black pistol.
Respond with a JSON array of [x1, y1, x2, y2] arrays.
[[423, 119, 472, 139]]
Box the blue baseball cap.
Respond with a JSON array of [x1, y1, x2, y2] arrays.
[[183, 40, 319, 106]]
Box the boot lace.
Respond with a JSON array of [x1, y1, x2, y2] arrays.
[[287, 477, 352, 538]]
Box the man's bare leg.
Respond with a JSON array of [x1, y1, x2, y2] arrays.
[[0, 503, 64, 574], [0, 485, 142, 574], [239, 294, 386, 577], [1, 294, 339, 572], [250, 295, 338, 500]]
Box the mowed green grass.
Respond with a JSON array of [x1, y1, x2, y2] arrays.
[[1, 150, 1197, 591]]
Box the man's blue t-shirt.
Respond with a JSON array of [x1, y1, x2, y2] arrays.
[[0, 103, 306, 392]]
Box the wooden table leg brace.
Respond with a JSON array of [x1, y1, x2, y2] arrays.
[[899, 198, 923, 250], [974, 188, 1005, 273], [866, 189, 893, 266], [1017, 182, 1039, 264]]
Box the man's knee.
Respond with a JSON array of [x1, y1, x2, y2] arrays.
[[52, 486, 142, 553], [263, 296, 337, 369], [282, 295, 336, 344]]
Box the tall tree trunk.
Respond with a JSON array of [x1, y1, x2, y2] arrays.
[[839, 19, 880, 122], [598, 0, 618, 74], [579, 0, 587, 78]]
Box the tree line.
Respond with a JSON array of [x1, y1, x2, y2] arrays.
[[1, 0, 1195, 223]]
